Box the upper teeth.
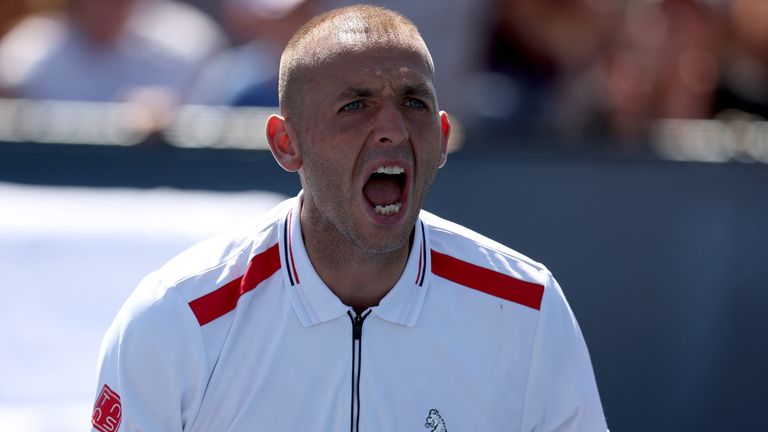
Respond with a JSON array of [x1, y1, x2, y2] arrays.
[[375, 166, 404, 175]]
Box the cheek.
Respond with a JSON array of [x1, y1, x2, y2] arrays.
[[412, 129, 444, 166], [301, 141, 356, 192], [306, 126, 366, 176]]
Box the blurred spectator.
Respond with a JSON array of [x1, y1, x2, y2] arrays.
[[714, 0, 768, 119], [478, 0, 618, 146], [0, 0, 62, 97], [1, 0, 31, 38], [0, 0, 225, 109], [598, 0, 721, 144], [476, 0, 728, 149], [0, 0, 64, 37], [184, 0, 316, 107]]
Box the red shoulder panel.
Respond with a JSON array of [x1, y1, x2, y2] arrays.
[[189, 243, 281, 325], [430, 249, 544, 310]]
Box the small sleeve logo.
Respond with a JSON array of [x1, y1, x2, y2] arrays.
[[425, 408, 447, 432], [92, 384, 122, 432]]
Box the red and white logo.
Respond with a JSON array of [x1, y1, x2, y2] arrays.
[[92, 384, 122, 432]]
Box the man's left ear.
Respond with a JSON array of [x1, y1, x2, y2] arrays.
[[266, 115, 302, 172], [438, 111, 451, 168]]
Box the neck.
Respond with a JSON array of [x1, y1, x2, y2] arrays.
[[299, 204, 411, 313]]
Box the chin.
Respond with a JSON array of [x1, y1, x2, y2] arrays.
[[356, 216, 416, 256]]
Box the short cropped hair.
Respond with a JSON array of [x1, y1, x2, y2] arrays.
[[278, 4, 434, 119]]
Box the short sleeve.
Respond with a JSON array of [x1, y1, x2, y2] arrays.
[[520, 273, 608, 431], [91, 276, 208, 431]]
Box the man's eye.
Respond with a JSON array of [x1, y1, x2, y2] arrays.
[[341, 101, 363, 112], [404, 98, 425, 109]]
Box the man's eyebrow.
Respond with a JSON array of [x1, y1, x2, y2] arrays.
[[402, 83, 435, 99], [333, 84, 435, 103], [336, 87, 375, 100]]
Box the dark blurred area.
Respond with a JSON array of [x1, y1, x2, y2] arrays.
[[1, 0, 767, 431]]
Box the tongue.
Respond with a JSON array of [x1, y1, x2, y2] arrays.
[[363, 176, 401, 206]]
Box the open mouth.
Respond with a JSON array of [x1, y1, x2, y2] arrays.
[[362, 165, 407, 216]]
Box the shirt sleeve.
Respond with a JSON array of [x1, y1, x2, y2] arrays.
[[90, 275, 208, 432], [520, 273, 608, 432]]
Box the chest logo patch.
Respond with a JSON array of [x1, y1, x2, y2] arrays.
[[425, 408, 447, 432], [92, 384, 122, 432]]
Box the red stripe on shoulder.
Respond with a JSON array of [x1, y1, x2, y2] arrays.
[[189, 243, 281, 325], [430, 249, 544, 310]]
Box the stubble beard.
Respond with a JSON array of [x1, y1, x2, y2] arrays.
[[344, 170, 435, 259], [306, 175, 430, 262], [299, 136, 440, 262]]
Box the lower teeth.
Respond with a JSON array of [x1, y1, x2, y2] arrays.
[[374, 202, 402, 216]]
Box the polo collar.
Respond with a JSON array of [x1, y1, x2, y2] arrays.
[[280, 192, 431, 328]]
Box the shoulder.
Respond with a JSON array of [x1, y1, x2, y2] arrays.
[[155, 198, 291, 301], [118, 198, 293, 327], [422, 210, 551, 310], [97, 199, 295, 400], [423, 210, 548, 283]]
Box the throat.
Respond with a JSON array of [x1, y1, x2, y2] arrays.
[[303, 227, 410, 310], [329, 249, 409, 310], [363, 174, 403, 207]]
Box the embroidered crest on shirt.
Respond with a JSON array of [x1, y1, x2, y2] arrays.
[[92, 384, 122, 432], [425, 408, 447, 432]]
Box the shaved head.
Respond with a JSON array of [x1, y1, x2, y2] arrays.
[[278, 4, 434, 119]]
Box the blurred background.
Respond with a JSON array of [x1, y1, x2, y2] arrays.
[[0, 0, 766, 430]]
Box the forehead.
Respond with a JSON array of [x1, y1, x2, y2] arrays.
[[302, 41, 436, 98]]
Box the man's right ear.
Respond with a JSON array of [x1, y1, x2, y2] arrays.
[[266, 115, 302, 172]]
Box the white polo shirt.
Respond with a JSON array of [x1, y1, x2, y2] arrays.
[[91, 194, 607, 432]]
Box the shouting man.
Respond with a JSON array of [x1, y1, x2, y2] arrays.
[[92, 5, 607, 431]]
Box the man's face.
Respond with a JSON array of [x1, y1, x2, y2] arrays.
[[290, 42, 448, 255]]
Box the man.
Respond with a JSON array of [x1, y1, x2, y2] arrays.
[[91, 5, 607, 431]]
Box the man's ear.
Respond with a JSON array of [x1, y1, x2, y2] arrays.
[[266, 114, 302, 172], [438, 111, 451, 168]]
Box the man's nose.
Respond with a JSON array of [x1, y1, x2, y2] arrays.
[[372, 101, 408, 145]]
